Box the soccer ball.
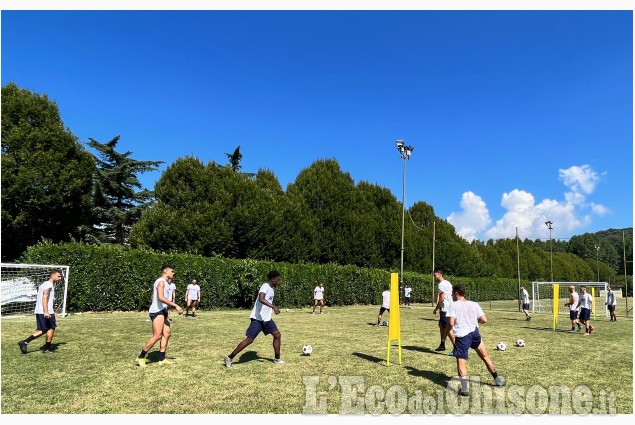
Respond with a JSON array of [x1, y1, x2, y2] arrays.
[[516, 339, 526, 347], [302, 344, 313, 356], [382, 320, 388, 326], [496, 342, 507, 351]]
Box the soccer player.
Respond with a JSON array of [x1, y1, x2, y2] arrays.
[[432, 268, 455, 353], [225, 270, 285, 367], [605, 286, 617, 322], [404, 284, 412, 309], [165, 277, 176, 323], [136, 265, 183, 367], [185, 278, 201, 317], [520, 285, 531, 321], [447, 284, 505, 397], [579, 286, 594, 336], [375, 285, 390, 326], [564, 285, 582, 332], [312, 282, 325, 314], [18, 269, 63, 354]]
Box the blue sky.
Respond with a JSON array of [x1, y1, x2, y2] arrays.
[[1, 7, 633, 243]]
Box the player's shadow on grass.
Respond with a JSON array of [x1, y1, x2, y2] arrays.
[[419, 317, 438, 322], [523, 326, 572, 333], [235, 350, 270, 364], [38, 342, 65, 352], [403, 366, 451, 388], [402, 345, 440, 355], [351, 352, 385, 365]]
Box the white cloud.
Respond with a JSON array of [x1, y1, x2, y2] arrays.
[[447, 165, 606, 241], [446, 191, 491, 242]]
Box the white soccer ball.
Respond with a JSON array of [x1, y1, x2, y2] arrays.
[[497, 342, 507, 351], [516, 339, 526, 347], [302, 344, 313, 356]]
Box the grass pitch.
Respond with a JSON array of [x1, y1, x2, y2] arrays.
[[1, 304, 632, 414]]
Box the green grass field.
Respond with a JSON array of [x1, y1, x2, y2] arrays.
[[1, 303, 632, 414]]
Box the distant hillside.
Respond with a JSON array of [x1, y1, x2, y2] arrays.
[[593, 228, 633, 243]]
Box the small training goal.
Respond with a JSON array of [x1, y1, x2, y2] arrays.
[[1, 263, 70, 317], [531, 281, 608, 318]]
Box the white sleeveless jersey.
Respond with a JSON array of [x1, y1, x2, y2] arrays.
[[164, 282, 176, 301], [569, 292, 580, 311], [35, 281, 55, 314], [579, 293, 593, 309], [149, 277, 168, 313]]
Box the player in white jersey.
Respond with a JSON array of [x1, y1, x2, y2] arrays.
[[432, 268, 455, 353], [185, 279, 201, 317], [225, 270, 284, 367], [165, 277, 176, 323], [18, 269, 63, 354], [136, 265, 183, 367], [312, 282, 325, 314], [605, 286, 617, 322], [404, 284, 412, 309], [579, 286, 595, 336], [447, 283, 505, 397], [375, 285, 391, 326], [564, 285, 582, 332], [520, 286, 531, 321]]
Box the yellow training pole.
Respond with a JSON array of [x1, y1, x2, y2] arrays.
[[387, 273, 402, 365], [552, 283, 560, 331]]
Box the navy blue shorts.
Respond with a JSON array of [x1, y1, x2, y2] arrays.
[[405, 297, 411, 303], [439, 311, 449, 326], [579, 308, 591, 322], [379, 307, 389, 315], [569, 310, 579, 320], [149, 309, 170, 326], [246, 319, 279, 339], [36, 314, 56, 331], [453, 329, 482, 360], [522, 303, 530, 311]]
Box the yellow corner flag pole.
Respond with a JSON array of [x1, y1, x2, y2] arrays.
[[552, 283, 560, 331], [387, 273, 402, 365]]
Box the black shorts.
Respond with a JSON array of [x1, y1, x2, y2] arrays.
[[149, 309, 170, 326], [453, 329, 482, 360], [569, 310, 579, 320], [522, 303, 530, 311], [405, 296, 411, 303], [579, 308, 591, 322], [439, 311, 449, 326], [379, 307, 389, 315], [246, 318, 279, 339], [607, 305, 615, 312], [36, 314, 56, 331]]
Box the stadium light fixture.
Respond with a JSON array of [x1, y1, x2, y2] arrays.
[[396, 140, 414, 290], [545, 221, 554, 281]]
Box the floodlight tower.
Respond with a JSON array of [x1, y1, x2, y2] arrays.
[[396, 140, 414, 291], [545, 221, 554, 281]]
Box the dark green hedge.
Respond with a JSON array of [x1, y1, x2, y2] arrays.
[[22, 242, 532, 312]]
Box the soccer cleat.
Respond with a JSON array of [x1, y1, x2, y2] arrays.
[[273, 359, 286, 365], [494, 377, 506, 387], [582, 332, 589, 337], [589, 325, 594, 334], [224, 356, 232, 368], [136, 358, 147, 368], [434, 345, 446, 352], [158, 359, 172, 366], [569, 329, 576, 333], [18, 341, 28, 354]]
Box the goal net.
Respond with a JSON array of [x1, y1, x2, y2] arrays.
[[1, 263, 70, 317], [531, 281, 608, 318]]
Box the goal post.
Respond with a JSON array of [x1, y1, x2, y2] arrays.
[[1, 263, 70, 317], [531, 281, 608, 320]]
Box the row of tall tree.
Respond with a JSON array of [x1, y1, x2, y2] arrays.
[[2, 83, 632, 286]]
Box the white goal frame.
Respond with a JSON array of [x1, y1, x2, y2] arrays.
[[1, 263, 70, 317], [531, 281, 608, 317]]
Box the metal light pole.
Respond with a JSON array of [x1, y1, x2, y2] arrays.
[[595, 245, 600, 282], [396, 140, 414, 291], [545, 221, 553, 282]]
